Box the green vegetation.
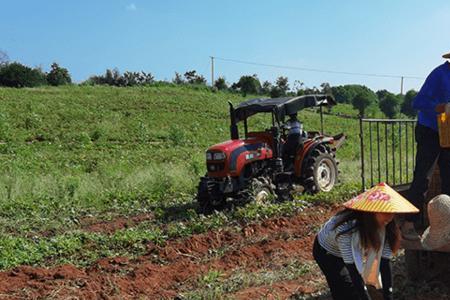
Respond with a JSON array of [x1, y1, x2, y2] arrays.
[[180, 261, 315, 299], [0, 84, 404, 270]]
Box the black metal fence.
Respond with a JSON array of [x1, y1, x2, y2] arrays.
[[359, 118, 417, 191]]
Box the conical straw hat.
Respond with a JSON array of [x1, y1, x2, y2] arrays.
[[443, 52, 450, 59], [343, 183, 419, 213]]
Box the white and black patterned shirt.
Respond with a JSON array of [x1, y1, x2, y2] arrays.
[[317, 214, 392, 264]]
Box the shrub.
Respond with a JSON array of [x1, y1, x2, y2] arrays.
[[85, 69, 154, 87], [214, 77, 228, 90], [231, 74, 261, 96], [401, 90, 418, 118], [352, 90, 377, 117], [0, 62, 47, 87], [184, 70, 207, 85], [46, 62, 72, 86], [379, 93, 401, 119], [275, 76, 289, 96], [261, 81, 273, 95], [172, 72, 185, 84]]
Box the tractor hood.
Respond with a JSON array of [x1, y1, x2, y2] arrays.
[[207, 139, 269, 157], [206, 138, 273, 176], [208, 139, 246, 153]]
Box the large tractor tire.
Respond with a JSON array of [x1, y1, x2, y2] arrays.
[[303, 144, 338, 194]]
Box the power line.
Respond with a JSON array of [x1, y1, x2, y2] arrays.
[[213, 56, 424, 80]]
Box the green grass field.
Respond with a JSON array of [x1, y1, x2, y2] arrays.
[[0, 84, 379, 269]]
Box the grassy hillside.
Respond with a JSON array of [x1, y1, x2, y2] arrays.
[[0, 84, 364, 269]]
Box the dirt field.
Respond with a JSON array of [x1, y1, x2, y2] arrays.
[[0, 204, 448, 300]]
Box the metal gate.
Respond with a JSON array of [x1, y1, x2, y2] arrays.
[[359, 118, 417, 191]]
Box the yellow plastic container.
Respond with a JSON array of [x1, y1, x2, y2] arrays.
[[437, 113, 450, 148]]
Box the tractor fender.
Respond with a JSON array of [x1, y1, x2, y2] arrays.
[[294, 140, 334, 177]]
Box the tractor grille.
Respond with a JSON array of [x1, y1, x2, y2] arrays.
[[207, 163, 225, 172]]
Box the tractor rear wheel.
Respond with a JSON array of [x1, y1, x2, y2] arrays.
[[303, 145, 338, 194]]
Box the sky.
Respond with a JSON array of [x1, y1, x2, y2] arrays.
[[1, 0, 450, 93]]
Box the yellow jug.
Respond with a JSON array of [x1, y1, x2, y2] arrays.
[[438, 112, 450, 148]]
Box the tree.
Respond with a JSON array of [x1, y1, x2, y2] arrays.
[[401, 90, 418, 117], [101, 69, 114, 85], [172, 72, 184, 84], [352, 90, 376, 117], [331, 84, 376, 104], [270, 86, 283, 98], [184, 70, 206, 85], [0, 62, 47, 87], [123, 71, 139, 86], [232, 74, 261, 96], [275, 76, 289, 96], [292, 80, 305, 95], [139, 71, 155, 85], [261, 80, 273, 95], [376, 89, 391, 102], [320, 82, 332, 95], [379, 94, 401, 118], [46, 62, 72, 86], [214, 77, 228, 90], [0, 50, 8, 66]]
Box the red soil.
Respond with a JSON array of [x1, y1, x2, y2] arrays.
[[0, 204, 338, 299]]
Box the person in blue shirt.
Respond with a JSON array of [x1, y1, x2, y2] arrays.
[[402, 52, 450, 240]]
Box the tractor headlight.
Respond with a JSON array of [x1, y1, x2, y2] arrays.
[[213, 152, 226, 160], [206, 152, 212, 161]]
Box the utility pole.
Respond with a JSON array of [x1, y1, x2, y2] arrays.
[[400, 76, 404, 95], [210, 56, 215, 86]]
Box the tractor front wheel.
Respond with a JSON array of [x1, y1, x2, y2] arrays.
[[241, 177, 274, 204], [303, 145, 338, 194], [196, 178, 226, 214]]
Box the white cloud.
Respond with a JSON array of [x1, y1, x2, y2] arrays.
[[126, 3, 137, 11]]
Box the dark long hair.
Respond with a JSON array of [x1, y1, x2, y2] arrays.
[[333, 209, 401, 254]]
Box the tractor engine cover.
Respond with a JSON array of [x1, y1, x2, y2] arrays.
[[205, 139, 273, 178]]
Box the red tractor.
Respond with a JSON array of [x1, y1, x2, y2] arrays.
[[196, 94, 345, 212]]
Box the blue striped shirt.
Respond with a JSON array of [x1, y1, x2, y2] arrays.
[[317, 214, 392, 264]]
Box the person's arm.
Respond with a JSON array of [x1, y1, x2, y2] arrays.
[[345, 263, 372, 300], [412, 68, 441, 113], [380, 258, 393, 300]]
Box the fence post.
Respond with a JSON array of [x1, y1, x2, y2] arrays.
[[359, 117, 365, 192]]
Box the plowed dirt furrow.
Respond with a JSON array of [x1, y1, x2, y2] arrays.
[[0, 204, 339, 299]]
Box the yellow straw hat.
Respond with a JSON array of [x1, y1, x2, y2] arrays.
[[343, 183, 419, 213], [443, 52, 450, 59]]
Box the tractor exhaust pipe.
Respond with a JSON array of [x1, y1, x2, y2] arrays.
[[229, 102, 239, 140]]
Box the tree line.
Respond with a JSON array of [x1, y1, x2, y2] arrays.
[[212, 74, 417, 118], [0, 51, 417, 118]]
